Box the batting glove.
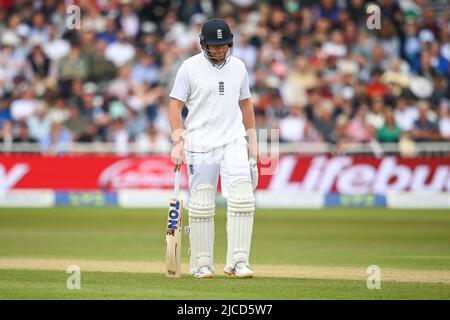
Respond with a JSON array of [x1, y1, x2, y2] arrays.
[[249, 158, 258, 190]]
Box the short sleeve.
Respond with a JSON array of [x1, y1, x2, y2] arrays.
[[239, 68, 251, 101], [169, 62, 190, 102]]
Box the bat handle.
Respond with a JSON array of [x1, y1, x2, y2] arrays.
[[174, 165, 181, 197]]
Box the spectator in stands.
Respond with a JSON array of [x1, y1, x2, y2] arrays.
[[176, 14, 206, 52], [63, 106, 89, 142], [312, 99, 336, 143], [177, 0, 204, 25], [403, 19, 421, 65], [413, 45, 437, 78], [429, 42, 449, 77], [282, 56, 319, 108], [0, 98, 12, 123], [366, 68, 389, 99], [80, 30, 97, 58], [376, 17, 401, 60], [368, 45, 389, 72], [42, 25, 70, 61], [298, 7, 315, 35], [394, 95, 418, 132], [260, 32, 286, 65], [346, 104, 373, 142], [119, 1, 140, 40], [265, 89, 290, 127], [233, 31, 258, 72], [107, 65, 133, 101], [78, 84, 102, 120], [48, 96, 70, 124], [13, 121, 37, 143], [333, 114, 352, 145], [322, 29, 347, 58], [57, 42, 89, 96], [81, 1, 107, 34], [351, 29, 375, 61], [254, 107, 272, 143], [86, 39, 116, 88], [107, 117, 129, 155], [0, 120, 13, 144], [10, 86, 38, 121], [377, 108, 402, 142], [77, 122, 98, 143], [430, 75, 449, 106], [29, 11, 48, 45], [367, 97, 386, 130], [381, 58, 410, 92], [379, 0, 403, 30], [279, 106, 308, 143], [27, 101, 51, 142], [293, 31, 315, 58], [441, 27, 450, 62], [317, 0, 339, 24], [27, 44, 51, 81], [438, 100, 450, 141], [131, 49, 159, 86], [104, 29, 136, 67], [342, 20, 359, 47], [97, 17, 118, 44], [40, 120, 72, 154], [303, 88, 321, 122], [126, 107, 148, 141], [157, 43, 184, 95], [135, 123, 171, 154], [420, 8, 442, 39], [411, 101, 441, 141]]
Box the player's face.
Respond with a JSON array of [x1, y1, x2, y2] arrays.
[[208, 44, 228, 63]]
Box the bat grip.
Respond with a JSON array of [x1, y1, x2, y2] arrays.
[[174, 166, 180, 197]]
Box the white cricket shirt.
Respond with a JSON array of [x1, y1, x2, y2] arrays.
[[170, 53, 251, 152]]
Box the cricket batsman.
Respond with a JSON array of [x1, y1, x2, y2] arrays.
[[169, 18, 258, 278]]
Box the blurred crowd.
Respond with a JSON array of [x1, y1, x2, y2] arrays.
[[0, 0, 449, 155]]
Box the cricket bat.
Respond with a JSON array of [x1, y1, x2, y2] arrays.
[[165, 165, 183, 278]]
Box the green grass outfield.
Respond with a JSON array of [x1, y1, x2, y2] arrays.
[[0, 207, 450, 299]]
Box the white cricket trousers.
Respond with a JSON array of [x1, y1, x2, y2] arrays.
[[184, 136, 251, 199]]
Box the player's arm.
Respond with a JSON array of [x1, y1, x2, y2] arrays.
[[169, 62, 189, 166], [239, 97, 258, 162], [169, 98, 185, 166]]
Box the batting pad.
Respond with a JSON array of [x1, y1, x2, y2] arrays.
[[188, 184, 216, 274], [226, 179, 255, 270]]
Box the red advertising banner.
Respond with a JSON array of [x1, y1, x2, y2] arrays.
[[0, 155, 181, 191], [0, 155, 449, 194], [265, 156, 450, 194]]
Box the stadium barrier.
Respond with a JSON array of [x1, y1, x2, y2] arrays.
[[0, 189, 54, 207], [2, 189, 450, 209], [2, 141, 450, 155]]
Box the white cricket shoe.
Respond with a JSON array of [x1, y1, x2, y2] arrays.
[[224, 262, 254, 278], [235, 262, 254, 278], [224, 266, 235, 276], [194, 266, 213, 278]]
